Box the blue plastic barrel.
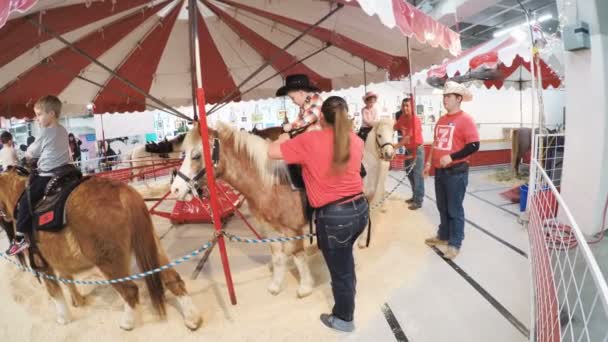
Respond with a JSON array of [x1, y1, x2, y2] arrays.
[[520, 184, 529, 212]]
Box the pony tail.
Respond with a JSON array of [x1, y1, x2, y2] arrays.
[[331, 103, 351, 173]]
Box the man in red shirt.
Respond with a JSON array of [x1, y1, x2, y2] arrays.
[[424, 82, 480, 260], [394, 97, 425, 210]]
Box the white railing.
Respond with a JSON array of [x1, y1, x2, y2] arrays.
[[527, 134, 608, 342]]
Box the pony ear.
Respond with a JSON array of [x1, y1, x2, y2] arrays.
[[6, 165, 29, 177]]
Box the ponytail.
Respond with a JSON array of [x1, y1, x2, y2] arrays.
[[321, 96, 351, 173]]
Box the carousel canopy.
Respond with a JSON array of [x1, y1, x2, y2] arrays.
[[413, 28, 563, 90], [0, 0, 461, 118]]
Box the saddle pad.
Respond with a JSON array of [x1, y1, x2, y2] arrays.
[[286, 164, 305, 191], [33, 177, 89, 232]]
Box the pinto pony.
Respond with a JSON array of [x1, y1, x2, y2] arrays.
[[170, 120, 394, 296]]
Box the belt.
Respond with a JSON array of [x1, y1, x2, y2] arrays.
[[316, 193, 365, 210], [436, 162, 469, 175]]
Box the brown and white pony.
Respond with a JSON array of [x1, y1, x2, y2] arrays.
[[170, 120, 394, 297], [130, 134, 185, 181], [0, 170, 201, 330]]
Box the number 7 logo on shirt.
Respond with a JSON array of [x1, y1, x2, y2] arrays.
[[434, 125, 455, 151]]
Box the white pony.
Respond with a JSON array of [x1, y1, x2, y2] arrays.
[[359, 117, 394, 247]]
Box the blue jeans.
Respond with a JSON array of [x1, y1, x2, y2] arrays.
[[16, 175, 52, 236], [315, 197, 369, 322], [434, 167, 469, 248], [405, 145, 425, 205]]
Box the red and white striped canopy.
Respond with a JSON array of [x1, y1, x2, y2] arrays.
[[0, 0, 460, 118], [414, 29, 563, 90]]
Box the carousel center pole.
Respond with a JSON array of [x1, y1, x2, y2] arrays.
[[189, 0, 237, 305]]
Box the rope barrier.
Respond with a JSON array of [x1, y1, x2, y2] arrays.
[[224, 231, 315, 244], [0, 241, 213, 285], [0, 168, 412, 284]]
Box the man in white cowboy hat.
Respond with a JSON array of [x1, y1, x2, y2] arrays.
[[424, 81, 480, 260], [276, 74, 323, 134], [357, 91, 378, 141]]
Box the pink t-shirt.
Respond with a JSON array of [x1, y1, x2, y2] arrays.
[[280, 128, 364, 207], [431, 111, 479, 168]]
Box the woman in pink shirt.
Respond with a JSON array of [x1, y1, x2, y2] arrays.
[[268, 96, 369, 333]]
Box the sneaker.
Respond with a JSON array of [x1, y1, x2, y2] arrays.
[[408, 203, 422, 210], [424, 236, 448, 247], [405, 197, 415, 204], [320, 313, 354, 332], [443, 246, 460, 260], [6, 238, 29, 256]]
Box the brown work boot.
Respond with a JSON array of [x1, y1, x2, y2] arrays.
[[424, 236, 448, 247], [443, 246, 460, 260]]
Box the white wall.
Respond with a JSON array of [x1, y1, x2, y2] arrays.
[[93, 112, 155, 140], [557, 0, 608, 236], [206, 81, 565, 147], [415, 85, 565, 144]]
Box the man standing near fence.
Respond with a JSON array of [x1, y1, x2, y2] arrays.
[[394, 97, 425, 210], [424, 82, 480, 260]]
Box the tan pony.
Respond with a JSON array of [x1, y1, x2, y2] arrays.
[[170, 120, 394, 296], [0, 169, 201, 331]]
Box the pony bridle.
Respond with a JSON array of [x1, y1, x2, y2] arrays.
[[175, 138, 220, 196], [376, 135, 393, 161]]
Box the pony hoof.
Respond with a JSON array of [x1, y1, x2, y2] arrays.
[[71, 295, 86, 307], [185, 316, 203, 331], [120, 313, 135, 331], [120, 319, 135, 331], [56, 316, 70, 325], [297, 286, 313, 298], [267, 283, 281, 295]]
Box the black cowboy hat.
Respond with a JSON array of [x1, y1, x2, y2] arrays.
[[276, 74, 320, 96]]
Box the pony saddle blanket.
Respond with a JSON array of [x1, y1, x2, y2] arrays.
[[32, 166, 88, 232]]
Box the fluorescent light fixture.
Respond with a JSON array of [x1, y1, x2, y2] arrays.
[[537, 14, 553, 23], [493, 14, 553, 38]]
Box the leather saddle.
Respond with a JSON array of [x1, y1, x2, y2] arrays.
[[32, 165, 88, 232]]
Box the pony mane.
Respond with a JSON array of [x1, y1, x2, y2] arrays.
[[377, 116, 394, 127], [185, 122, 290, 187]]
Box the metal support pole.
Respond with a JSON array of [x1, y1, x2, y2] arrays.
[[42, 62, 181, 117], [206, 2, 344, 114], [208, 43, 332, 115], [188, 0, 200, 119], [406, 37, 418, 160], [363, 59, 367, 94], [25, 16, 190, 120], [189, 0, 237, 305]]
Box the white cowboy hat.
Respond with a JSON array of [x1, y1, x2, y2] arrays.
[[443, 81, 473, 101]]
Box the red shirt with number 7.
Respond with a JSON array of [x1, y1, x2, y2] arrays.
[[431, 111, 479, 168]]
